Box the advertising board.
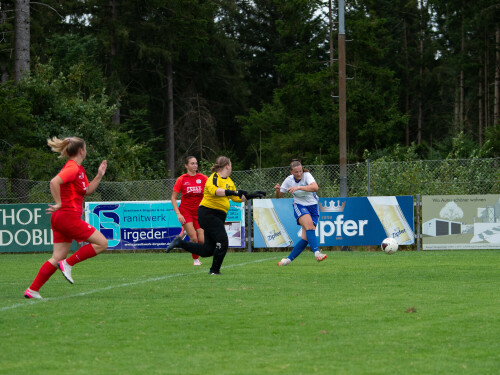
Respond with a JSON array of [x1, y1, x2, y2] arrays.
[[422, 194, 500, 250], [85, 201, 245, 250], [253, 196, 414, 248]]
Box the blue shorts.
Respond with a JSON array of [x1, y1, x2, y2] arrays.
[[293, 203, 319, 226]]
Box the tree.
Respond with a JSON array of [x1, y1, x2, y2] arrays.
[[0, 1, 14, 82], [75, 0, 246, 175], [239, 0, 336, 166], [3, 0, 498, 174], [14, 0, 29, 82], [429, 0, 499, 143]]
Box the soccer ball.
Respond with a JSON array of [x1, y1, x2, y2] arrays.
[[381, 237, 398, 254]]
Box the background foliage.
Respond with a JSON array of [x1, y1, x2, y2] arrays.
[[0, 0, 499, 178]]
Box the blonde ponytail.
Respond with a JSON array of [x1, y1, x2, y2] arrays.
[[211, 156, 231, 173], [47, 136, 85, 158]]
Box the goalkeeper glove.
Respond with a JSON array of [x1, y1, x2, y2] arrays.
[[236, 190, 248, 198], [243, 190, 267, 199], [225, 190, 248, 198]]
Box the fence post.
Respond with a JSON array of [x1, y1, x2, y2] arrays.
[[246, 200, 252, 252], [366, 158, 371, 196], [416, 194, 421, 251]]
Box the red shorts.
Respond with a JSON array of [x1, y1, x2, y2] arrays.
[[179, 205, 200, 230], [51, 210, 96, 243]]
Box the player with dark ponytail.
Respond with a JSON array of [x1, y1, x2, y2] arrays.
[[171, 156, 207, 266], [166, 156, 265, 275]]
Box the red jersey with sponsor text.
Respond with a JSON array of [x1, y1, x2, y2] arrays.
[[57, 160, 89, 215], [173, 173, 208, 212]]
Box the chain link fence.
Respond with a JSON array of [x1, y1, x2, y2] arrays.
[[0, 158, 499, 204]]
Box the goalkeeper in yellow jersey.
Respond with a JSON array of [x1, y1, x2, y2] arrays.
[[166, 156, 265, 275]]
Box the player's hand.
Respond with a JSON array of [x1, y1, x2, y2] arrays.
[[287, 186, 301, 193], [46, 203, 61, 214], [274, 184, 283, 198], [98, 160, 107, 177], [236, 190, 248, 198], [176, 213, 186, 225]]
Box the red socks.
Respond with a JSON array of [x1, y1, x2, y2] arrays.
[[28, 244, 98, 292], [66, 243, 97, 266], [190, 237, 199, 259], [30, 261, 57, 291]]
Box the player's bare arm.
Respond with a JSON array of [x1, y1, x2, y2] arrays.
[[287, 182, 319, 194], [274, 183, 285, 198]]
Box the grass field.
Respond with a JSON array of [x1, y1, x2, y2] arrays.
[[1, 250, 499, 375]]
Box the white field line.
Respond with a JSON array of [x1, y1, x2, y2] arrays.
[[1, 256, 279, 312]]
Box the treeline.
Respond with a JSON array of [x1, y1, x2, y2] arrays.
[[0, 0, 499, 182]]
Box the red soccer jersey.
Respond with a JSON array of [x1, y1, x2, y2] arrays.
[[57, 160, 89, 215], [173, 173, 208, 212]]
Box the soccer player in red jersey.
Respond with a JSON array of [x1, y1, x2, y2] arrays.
[[24, 136, 108, 299], [171, 156, 208, 265]]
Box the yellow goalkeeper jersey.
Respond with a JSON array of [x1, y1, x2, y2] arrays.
[[200, 172, 242, 213]]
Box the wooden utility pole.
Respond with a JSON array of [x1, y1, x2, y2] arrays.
[[338, 0, 347, 197], [110, 0, 121, 126], [495, 26, 500, 126], [166, 62, 175, 178], [328, 0, 335, 88]]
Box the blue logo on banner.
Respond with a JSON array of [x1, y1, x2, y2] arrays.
[[92, 204, 121, 247]]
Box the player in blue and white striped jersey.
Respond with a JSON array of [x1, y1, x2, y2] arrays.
[[274, 159, 327, 266]]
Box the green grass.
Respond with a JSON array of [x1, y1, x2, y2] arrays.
[[1, 250, 499, 375]]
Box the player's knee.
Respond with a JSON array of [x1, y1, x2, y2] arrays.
[[214, 240, 228, 254], [220, 238, 229, 251], [50, 255, 65, 264], [95, 238, 108, 253]]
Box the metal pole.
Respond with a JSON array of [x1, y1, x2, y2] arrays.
[[338, 0, 347, 197], [416, 194, 421, 251], [247, 201, 252, 252], [366, 158, 371, 196], [338, 0, 350, 252]]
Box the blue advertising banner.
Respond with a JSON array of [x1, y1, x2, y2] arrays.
[[252, 196, 414, 248], [85, 201, 245, 250]]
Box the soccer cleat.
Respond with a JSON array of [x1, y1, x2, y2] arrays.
[[210, 271, 221, 275], [179, 228, 187, 240], [277, 258, 291, 266], [316, 253, 327, 262], [58, 260, 74, 284], [165, 236, 183, 253], [24, 288, 42, 299], [193, 259, 202, 266]]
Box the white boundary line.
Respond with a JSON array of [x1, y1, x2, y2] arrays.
[[1, 256, 278, 312]]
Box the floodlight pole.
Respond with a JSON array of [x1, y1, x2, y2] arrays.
[[338, 0, 347, 197]]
